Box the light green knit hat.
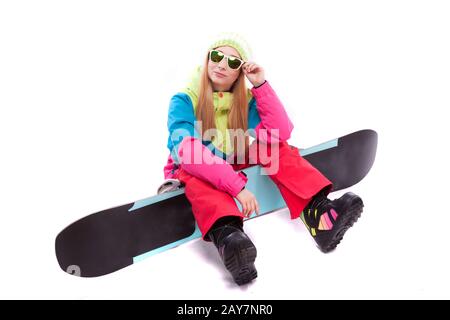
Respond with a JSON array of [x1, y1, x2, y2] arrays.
[[207, 32, 253, 62]]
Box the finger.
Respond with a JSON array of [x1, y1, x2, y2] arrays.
[[243, 204, 248, 217], [247, 202, 252, 217], [254, 200, 260, 215], [250, 202, 256, 217], [246, 202, 252, 217]]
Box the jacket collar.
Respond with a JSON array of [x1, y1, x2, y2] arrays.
[[182, 65, 253, 113]]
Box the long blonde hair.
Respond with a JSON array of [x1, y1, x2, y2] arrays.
[[196, 51, 249, 162]]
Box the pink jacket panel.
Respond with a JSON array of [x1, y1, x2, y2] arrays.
[[251, 81, 294, 143], [176, 136, 247, 197]]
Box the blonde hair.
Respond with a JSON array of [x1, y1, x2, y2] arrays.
[[195, 51, 249, 162]]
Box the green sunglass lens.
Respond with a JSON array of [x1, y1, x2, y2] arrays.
[[210, 50, 224, 63], [228, 57, 242, 69]]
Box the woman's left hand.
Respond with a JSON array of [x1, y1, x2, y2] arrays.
[[243, 62, 265, 88]]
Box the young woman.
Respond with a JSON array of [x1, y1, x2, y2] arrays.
[[163, 33, 364, 286]]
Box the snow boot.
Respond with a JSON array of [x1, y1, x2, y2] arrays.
[[300, 190, 364, 253], [207, 216, 257, 286]]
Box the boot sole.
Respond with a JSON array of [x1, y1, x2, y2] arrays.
[[318, 192, 364, 253], [223, 240, 257, 286]]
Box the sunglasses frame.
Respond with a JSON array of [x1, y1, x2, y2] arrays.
[[209, 49, 246, 70]]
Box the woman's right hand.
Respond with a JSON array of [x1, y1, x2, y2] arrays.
[[236, 188, 260, 218]]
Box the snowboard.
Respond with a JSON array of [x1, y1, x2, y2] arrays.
[[56, 129, 377, 277]]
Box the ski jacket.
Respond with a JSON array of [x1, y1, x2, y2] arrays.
[[163, 66, 294, 197]]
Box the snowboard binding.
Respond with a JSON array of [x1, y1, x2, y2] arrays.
[[157, 178, 183, 194]]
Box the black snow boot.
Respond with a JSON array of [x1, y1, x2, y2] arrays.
[[300, 190, 364, 253], [207, 216, 257, 286]]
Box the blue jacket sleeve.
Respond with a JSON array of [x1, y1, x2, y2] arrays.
[[166, 93, 200, 164], [247, 97, 261, 138]]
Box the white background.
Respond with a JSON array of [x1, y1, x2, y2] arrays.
[[1, 0, 449, 299]]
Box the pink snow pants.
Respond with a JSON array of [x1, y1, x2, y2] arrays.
[[174, 140, 332, 240]]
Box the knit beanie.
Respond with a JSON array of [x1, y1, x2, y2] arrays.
[[207, 32, 253, 62]]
